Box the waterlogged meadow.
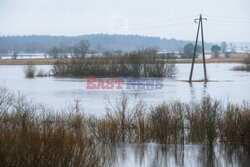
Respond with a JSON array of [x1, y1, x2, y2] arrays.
[[0, 61, 250, 166], [1, 0, 249, 166], [1, 63, 249, 112], [0, 87, 249, 166]]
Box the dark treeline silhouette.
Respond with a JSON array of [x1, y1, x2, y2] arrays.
[[0, 34, 213, 53]]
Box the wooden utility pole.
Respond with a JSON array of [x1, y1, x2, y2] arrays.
[[189, 14, 207, 82]]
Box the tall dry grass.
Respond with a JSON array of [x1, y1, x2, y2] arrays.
[[23, 64, 36, 78], [219, 102, 250, 145], [89, 93, 150, 143], [87, 93, 249, 146], [0, 87, 103, 167], [0, 87, 249, 166]]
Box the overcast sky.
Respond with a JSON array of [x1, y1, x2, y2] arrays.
[[0, 0, 249, 42]]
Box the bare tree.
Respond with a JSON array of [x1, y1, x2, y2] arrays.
[[181, 43, 201, 59], [48, 47, 59, 59], [229, 43, 236, 53], [220, 41, 227, 53], [12, 52, 18, 59], [211, 45, 221, 58], [73, 40, 90, 58]]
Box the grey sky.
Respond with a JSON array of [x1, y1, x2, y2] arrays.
[[0, 0, 249, 42]]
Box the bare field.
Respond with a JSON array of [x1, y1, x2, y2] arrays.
[[175, 58, 244, 63], [0, 57, 245, 65], [0, 58, 62, 65]]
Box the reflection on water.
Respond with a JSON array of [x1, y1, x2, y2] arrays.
[[189, 83, 196, 101], [190, 82, 208, 101], [203, 82, 207, 97], [101, 143, 250, 167]]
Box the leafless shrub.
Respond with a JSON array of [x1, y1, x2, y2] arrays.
[[219, 102, 250, 145], [52, 51, 176, 77], [90, 93, 149, 143], [186, 97, 222, 145], [149, 101, 185, 144]]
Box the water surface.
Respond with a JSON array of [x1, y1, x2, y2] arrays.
[[0, 63, 250, 167], [0, 63, 249, 115], [105, 143, 250, 167]]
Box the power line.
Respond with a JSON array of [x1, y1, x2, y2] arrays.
[[40, 16, 196, 35], [206, 14, 250, 21], [205, 22, 250, 27], [207, 19, 250, 25]]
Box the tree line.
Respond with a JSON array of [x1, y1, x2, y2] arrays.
[[181, 41, 236, 59], [0, 34, 213, 53]]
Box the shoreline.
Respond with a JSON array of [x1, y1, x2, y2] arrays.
[[0, 57, 244, 65]]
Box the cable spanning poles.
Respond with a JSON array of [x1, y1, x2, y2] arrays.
[[189, 14, 208, 82]]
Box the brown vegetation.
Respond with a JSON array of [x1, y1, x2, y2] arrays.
[[233, 54, 250, 71], [0, 57, 245, 66], [52, 52, 176, 77], [23, 64, 36, 78], [0, 87, 103, 167], [0, 87, 249, 166]]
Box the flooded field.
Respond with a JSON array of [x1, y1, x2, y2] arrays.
[[0, 63, 250, 167], [0, 63, 249, 115], [104, 143, 250, 167]]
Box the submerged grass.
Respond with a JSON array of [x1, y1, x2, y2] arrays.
[[0, 87, 249, 166]]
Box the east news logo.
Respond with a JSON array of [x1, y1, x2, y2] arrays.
[[86, 77, 163, 90]]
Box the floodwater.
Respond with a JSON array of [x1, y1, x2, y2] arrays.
[[0, 63, 250, 167], [0, 63, 249, 115], [104, 143, 250, 167]]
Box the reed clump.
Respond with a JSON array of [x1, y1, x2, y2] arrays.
[[52, 52, 176, 77], [219, 102, 250, 145], [23, 64, 36, 78]]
